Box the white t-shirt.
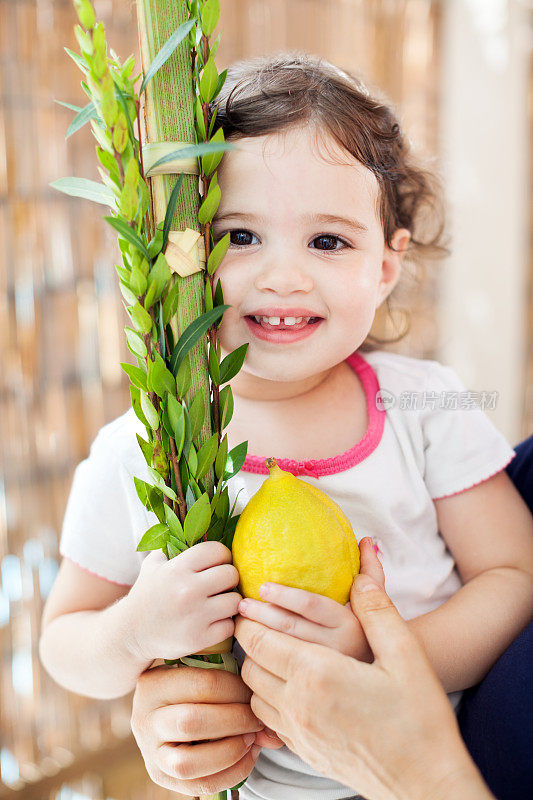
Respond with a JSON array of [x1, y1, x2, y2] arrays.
[[59, 349, 515, 800]]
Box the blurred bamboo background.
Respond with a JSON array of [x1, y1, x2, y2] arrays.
[[0, 1, 531, 799]]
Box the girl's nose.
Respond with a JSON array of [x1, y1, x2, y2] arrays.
[[254, 259, 314, 294]]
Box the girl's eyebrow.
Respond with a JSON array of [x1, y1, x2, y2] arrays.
[[213, 211, 369, 233]]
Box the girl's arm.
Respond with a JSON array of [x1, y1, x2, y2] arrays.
[[407, 469, 533, 693], [39, 559, 151, 699]]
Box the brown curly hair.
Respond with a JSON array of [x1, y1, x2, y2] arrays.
[[208, 51, 450, 348]]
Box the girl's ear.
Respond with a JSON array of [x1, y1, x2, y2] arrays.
[[377, 228, 411, 306]]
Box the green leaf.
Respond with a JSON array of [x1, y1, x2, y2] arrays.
[[212, 68, 228, 102], [112, 111, 129, 153], [214, 486, 230, 522], [208, 343, 220, 386], [136, 523, 169, 552], [223, 441, 248, 480], [183, 493, 212, 546], [129, 263, 147, 296], [148, 356, 176, 398], [130, 385, 150, 429], [134, 476, 152, 510], [198, 180, 221, 224], [201, 0, 220, 36], [187, 442, 198, 477], [140, 18, 197, 95], [140, 391, 159, 430], [50, 177, 115, 207], [125, 326, 147, 358], [167, 541, 182, 558], [65, 101, 98, 139], [200, 56, 219, 104], [104, 216, 149, 258], [196, 433, 219, 482], [136, 434, 154, 467], [195, 94, 206, 141], [222, 513, 240, 550], [162, 280, 180, 327], [147, 224, 165, 260], [219, 343, 248, 384], [168, 534, 187, 553], [214, 434, 228, 480], [169, 306, 229, 374], [167, 395, 186, 457], [164, 504, 185, 541], [147, 253, 171, 304], [204, 279, 213, 311], [214, 278, 224, 309], [188, 391, 205, 442], [148, 140, 236, 173], [64, 46, 89, 75], [175, 353, 191, 398], [130, 301, 153, 334], [201, 128, 226, 176], [206, 517, 225, 542], [162, 174, 184, 253], [207, 231, 230, 275], [120, 280, 138, 307], [219, 384, 234, 429], [120, 361, 148, 391]]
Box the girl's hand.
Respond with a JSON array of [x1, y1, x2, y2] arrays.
[[237, 538, 384, 660], [124, 541, 242, 663]]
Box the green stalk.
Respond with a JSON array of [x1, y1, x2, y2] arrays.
[[136, 0, 214, 494]]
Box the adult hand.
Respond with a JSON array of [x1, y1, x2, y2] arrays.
[[235, 558, 493, 800], [130, 664, 281, 796]]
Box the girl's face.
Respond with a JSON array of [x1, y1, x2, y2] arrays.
[[211, 125, 410, 399]]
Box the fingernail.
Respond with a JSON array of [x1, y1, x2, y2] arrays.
[[251, 744, 261, 759], [243, 733, 255, 747], [238, 600, 248, 613], [356, 578, 380, 592], [259, 583, 271, 596]]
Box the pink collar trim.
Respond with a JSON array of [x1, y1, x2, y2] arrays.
[[241, 351, 385, 478]]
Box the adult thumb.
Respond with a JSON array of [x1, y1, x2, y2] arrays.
[[349, 576, 412, 668]]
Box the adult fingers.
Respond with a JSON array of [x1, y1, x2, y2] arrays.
[[358, 538, 386, 589], [249, 691, 284, 739], [235, 616, 303, 681], [132, 664, 251, 716], [157, 733, 257, 780], [149, 701, 265, 744], [349, 577, 423, 670], [151, 745, 261, 797]]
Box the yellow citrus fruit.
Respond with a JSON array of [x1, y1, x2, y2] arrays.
[[232, 457, 360, 605]]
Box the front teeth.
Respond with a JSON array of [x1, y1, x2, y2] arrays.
[[253, 315, 306, 326]]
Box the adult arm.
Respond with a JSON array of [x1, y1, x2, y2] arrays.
[[236, 570, 495, 800]]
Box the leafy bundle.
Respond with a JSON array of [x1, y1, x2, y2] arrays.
[[53, 0, 248, 670]]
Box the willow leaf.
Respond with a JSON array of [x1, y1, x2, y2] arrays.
[[50, 177, 115, 207], [140, 18, 197, 95], [65, 101, 98, 139], [169, 306, 229, 375], [149, 140, 236, 173], [103, 216, 149, 258], [162, 174, 184, 253]]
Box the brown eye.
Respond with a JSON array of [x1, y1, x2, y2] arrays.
[[311, 235, 348, 251]]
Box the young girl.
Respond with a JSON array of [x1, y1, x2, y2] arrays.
[[40, 53, 533, 800]]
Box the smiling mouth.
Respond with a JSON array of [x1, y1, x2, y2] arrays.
[[245, 315, 322, 331]]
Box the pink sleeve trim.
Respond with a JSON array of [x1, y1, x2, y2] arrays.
[[241, 350, 385, 478], [431, 452, 517, 500], [60, 553, 133, 588]]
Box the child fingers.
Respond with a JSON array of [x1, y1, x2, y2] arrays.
[[197, 563, 240, 596], [238, 599, 319, 642], [257, 583, 339, 626], [177, 540, 233, 572], [206, 590, 242, 623]]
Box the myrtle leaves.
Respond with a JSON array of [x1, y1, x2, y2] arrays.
[[62, 0, 248, 565]]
